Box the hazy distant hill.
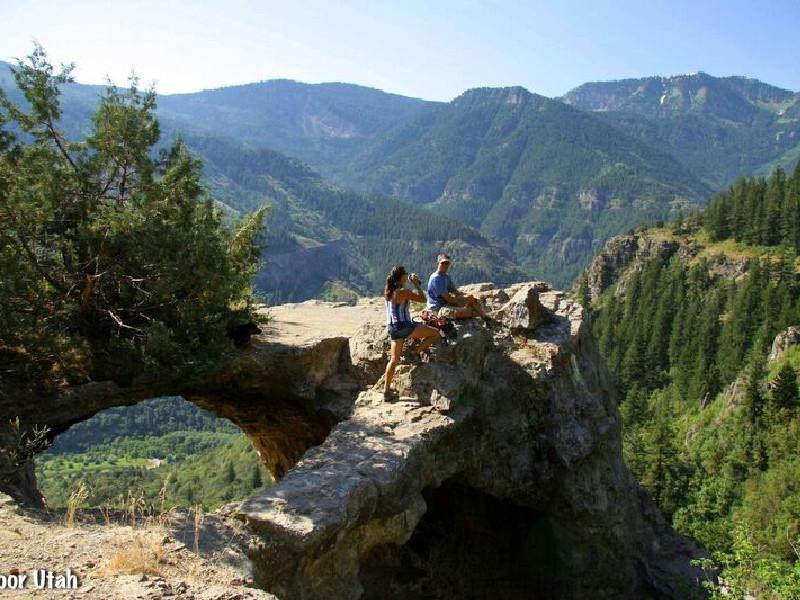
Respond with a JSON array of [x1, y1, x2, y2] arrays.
[[335, 86, 709, 284], [563, 72, 800, 189], [156, 79, 435, 172], [1, 61, 433, 172]]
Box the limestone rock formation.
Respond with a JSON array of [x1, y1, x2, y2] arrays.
[[226, 282, 703, 599], [1, 282, 704, 599], [0, 301, 378, 504], [583, 231, 751, 302], [584, 234, 682, 301]]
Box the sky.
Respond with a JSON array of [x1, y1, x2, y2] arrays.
[[1, 0, 798, 101]]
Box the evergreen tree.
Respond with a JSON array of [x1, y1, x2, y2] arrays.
[[576, 273, 591, 309], [621, 384, 650, 427], [0, 46, 266, 390], [771, 363, 799, 410], [250, 463, 263, 489], [224, 461, 236, 484], [640, 395, 687, 519], [743, 349, 768, 469]]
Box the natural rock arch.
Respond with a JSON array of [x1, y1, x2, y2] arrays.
[[1, 282, 706, 598], [1, 324, 364, 506]]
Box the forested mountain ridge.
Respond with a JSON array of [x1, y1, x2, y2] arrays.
[[563, 72, 800, 189], [335, 85, 709, 285], [578, 164, 800, 595], [182, 133, 524, 303], [157, 78, 435, 171], [4, 59, 798, 296]]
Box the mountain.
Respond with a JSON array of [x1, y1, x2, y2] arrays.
[[156, 78, 435, 172], [2, 60, 434, 172], [578, 164, 800, 596], [333, 86, 710, 285], [181, 133, 524, 303], [9, 61, 798, 292], [1, 61, 522, 303], [563, 72, 800, 189]]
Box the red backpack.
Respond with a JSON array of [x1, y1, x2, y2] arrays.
[[416, 310, 458, 344]]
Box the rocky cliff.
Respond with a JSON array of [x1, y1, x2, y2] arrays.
[[0, 282, 704, 599], [582, 229, 753, 302], [225, 282, 703, 599]]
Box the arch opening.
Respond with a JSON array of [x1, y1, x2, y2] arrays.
[[35, 396, 276, 512], [359, 480, 584, 600]]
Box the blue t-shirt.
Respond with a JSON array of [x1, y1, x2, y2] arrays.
[[427, 272, 456, 310]]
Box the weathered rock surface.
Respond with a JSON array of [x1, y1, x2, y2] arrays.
[[583, 231, 751, 302], [1, 282, 704, 599], [224, 282, 703, 599], [584, 234, 683, 301], [0, 300, 384, 503], [769, 326, 800, 363]]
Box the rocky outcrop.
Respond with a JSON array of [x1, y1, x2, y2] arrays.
[[1, 282, 704, 599], [226, 282, 703, 599], [0, 304, 371, 503], [584, 234, 684, 301], [769, 326, 800, 363], [583, 231, 755, 302]]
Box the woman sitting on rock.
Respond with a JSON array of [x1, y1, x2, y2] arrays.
[[383, 265, 439, 399]]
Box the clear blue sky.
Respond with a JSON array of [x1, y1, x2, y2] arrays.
[[1, 0, 797, 100]]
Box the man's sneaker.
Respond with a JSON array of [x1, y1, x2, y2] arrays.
[[383, 389, 398, 401]]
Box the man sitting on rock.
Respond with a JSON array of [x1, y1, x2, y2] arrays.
[[427, 253, 491, 322]]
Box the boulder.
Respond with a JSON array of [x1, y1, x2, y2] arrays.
[[495, 281, 549, 330], [769, 326, 800, 363]]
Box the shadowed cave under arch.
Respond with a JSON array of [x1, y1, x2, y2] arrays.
[[359, 480, 583, 600]]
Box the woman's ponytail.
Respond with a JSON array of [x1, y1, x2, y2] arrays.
[[384, 265, 406, 300]]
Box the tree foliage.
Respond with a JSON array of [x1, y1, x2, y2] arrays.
[[0, 47, 266, 390], [590, 166, 800, 596]]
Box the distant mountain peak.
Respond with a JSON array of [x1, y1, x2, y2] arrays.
[[452, 85, 551, 109]]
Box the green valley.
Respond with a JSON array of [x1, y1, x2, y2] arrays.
[[36, 398, 271, 510]]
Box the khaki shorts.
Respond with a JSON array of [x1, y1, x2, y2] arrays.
[[434, 306, 461, 319]]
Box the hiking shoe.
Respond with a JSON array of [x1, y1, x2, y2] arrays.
[[383, 389, 398, 401]]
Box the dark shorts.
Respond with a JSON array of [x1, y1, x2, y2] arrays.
[[387, 322, 418, 340]]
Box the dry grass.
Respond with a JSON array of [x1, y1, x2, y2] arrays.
[[65, 482, 89, 527], [193, 504, 204, 555], [102, 530, 165, 577], [125, 489, 147, 527]]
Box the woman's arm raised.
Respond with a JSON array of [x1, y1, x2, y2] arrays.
[[396, 282, 426, 303]]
